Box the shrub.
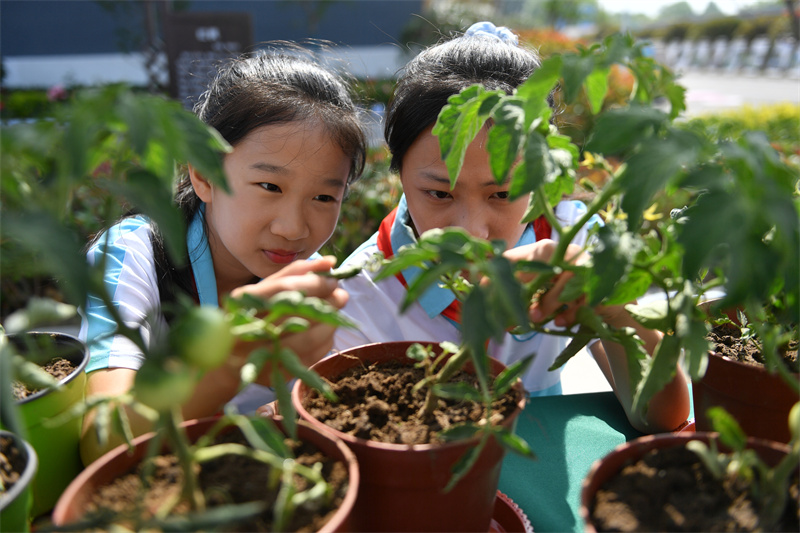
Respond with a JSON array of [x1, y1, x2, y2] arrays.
[[681, 103, 800, 157], [689, 16, 742, 41]]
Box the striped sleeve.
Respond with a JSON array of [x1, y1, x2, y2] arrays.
[[79, 216, 164, 373]]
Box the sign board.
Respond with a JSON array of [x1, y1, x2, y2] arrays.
[[165, 12, 253, 109]]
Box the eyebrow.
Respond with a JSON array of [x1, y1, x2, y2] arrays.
[[251, 162, 347, 189], [419, 171, 508, 187]]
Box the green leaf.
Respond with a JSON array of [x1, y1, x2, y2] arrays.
[[495, 427, 536, 458], [561, 54, 596, 105], [619, 128, 701, 226], [432, 382, 483, 402], [486, 255, 529, 328], [101, 169, 187, 267], [632, 333, 681, 414], [585, 106, 668, 155], [460, 289, 502, 358], [487, 100, 525, 184], [584, 67, 610, 115], [438, 423, 481, 442], [277, 347, 337, 403], [433, 86, 502, 187], [586, 226, 640, 305], [1, 210, 89, 307], [494, 355, 533, 397], [516, 55, 561, 128], [626, 300, 671, 331], [548, 327, 594, 371], [444, 434, 485, 492], [3, 297, 78, 335], [508, 130, 551, 201], [272, 363, 297, 439], [707, 407, 747, 452], [236, 416, 292, 458]]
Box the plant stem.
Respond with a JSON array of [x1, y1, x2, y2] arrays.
[[419, 344, 471, 418], [165, 406, 205, 512]]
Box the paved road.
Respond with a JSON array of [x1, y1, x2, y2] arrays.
[[676, 70, 799, 116]]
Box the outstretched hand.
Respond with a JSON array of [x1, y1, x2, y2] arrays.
[[228, 255, 348, 384]]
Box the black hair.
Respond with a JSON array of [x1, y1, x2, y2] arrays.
[[154, 50, 367, 309], [384, 30, 545, 173]]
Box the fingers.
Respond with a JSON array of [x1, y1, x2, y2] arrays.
[[231, 256, 344, 302], [257, 400, 279, 418]]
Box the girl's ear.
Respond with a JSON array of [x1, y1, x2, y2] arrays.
[[188, 164, 213, 202]]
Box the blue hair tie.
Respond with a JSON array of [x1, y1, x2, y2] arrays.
[[465, 21, 519, 46]]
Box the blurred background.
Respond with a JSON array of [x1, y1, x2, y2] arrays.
[[2, 1, 797, 391], [1, 0, 797, 278]]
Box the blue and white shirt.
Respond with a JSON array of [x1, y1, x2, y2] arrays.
[[79, 208, 275, 412], [333, 195, 600, 396]]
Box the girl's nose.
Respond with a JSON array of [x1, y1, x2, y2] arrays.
[[269, 206, 310, 241], [457, 209, 490, 241]]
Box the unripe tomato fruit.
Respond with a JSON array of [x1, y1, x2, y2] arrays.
[[170, 305, 235, 371], [134, 358, 196, 412]]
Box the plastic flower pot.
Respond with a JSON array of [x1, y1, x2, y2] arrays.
[[693, 301, 799, 443], [6, 331, 88, 518], [580, 432, 794, 532], [52, 416, 360, 532], [292, 341, 527, 532], [0, 430, 38, 533]]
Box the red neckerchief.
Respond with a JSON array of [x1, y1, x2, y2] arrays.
[[376, 208, 552, 325]]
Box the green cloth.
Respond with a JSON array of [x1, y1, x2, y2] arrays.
[[497, 392, 644, 532]]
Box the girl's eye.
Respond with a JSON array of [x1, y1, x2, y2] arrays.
[[260, 182, 281, 193], [314, 194, 337, 203], [493, 191, 510, 200], [426, 190, 451, 200]]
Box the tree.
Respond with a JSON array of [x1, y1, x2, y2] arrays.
[[658, 1, 695, 21], [523, 0, 599, 29], [702, 2, 724, 18], [785, 0, 799, 40]]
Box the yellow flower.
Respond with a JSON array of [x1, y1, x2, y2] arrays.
[[643, 204, 663, 222]]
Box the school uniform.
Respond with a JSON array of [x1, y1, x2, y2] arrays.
[[79, 207, 274, 412], [334, 195, 600, 396]]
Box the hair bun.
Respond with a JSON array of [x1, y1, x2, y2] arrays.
[[464, 21, 519, 46]]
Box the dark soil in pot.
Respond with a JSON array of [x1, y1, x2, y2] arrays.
[[0, 435, 27, 494], [78, 426, 349, 532], [301, 359, 522, 444], [708, 322, 798, 370], [12, 357, 77, 400], [589, 443, 800, 532]]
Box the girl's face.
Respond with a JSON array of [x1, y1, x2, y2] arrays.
[[192, 120, 351, 288], [400, 125, 529, 246]]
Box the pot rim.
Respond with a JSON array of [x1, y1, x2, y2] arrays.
[[52, 416, 360, 532], [292, 341, 527, 453], [0, 430, 38, 511], [12, 331, 88, 405], [578, 431, 792, 530]]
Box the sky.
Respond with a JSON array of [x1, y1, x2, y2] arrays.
[[597, 0, 763, 17]]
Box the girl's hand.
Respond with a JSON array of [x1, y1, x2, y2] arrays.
[[228, 256, 348, 384], [231, 256, 348, 309], [503, 240, 587, 327]]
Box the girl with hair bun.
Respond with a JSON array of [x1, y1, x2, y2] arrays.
[[333, 22, 690, 434], [80, 49, 367, 463]]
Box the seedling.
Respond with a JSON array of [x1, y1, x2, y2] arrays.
[[687, 404, 800, 529]]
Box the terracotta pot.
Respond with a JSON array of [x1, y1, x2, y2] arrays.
[[0, 430, 38, 533], [52, 417, 359, 532], [693, 351, 799, 443], [291, 341, 527, 532], [5, 331, 88, 518], [693, 301, 799, 443], [579, 432, 792, 532]]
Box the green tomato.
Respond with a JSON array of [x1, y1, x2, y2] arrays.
[[789, 401, 800, 441], [134, 358, 197, 412], [171, 305, 235, 371]]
